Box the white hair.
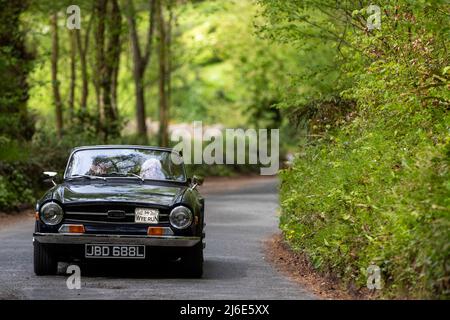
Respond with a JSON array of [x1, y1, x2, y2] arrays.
[[140, 158, 165, 180]]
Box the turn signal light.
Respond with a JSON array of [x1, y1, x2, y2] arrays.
[[147, 227, 164, 236], [58, 224, 85, 234]]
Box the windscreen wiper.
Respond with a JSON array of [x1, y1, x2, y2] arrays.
[[68, 174, 106, 181], [107, 172, 144, 182]]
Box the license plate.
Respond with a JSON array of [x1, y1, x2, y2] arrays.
[[85, 244, 145, 259], [135, 208, 159, 224]]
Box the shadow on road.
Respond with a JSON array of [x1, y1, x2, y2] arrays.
[[58, 258, 248, 281]]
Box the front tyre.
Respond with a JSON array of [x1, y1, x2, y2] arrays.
[[182, 242, 203, 278], [33, 241, 57, 276]]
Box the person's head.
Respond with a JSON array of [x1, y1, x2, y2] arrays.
[[90, 162, 108, 175], [140, 158, 164, 179]]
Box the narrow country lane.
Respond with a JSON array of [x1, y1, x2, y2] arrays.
[[0, 178, 315, 300]]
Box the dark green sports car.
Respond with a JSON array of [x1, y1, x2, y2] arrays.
[[33, 145, 205, 277]]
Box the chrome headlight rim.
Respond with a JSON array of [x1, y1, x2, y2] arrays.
[[40, 202, 64, 226], [169, 206, 193, 230]]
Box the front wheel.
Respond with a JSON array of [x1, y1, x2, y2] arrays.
[[181, 242, 203, 278], [34, 242, 57, 276]]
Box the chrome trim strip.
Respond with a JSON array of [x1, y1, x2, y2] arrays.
[[66, 212, 169, 217], [66, 211, 108, 216], [33, 233, 200, 247]]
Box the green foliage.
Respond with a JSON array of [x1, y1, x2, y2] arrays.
[[2, 0, 292, 211], [261, 0, 450, 298], [0, 0, 35, 141], [1, 0, 447, 300], [0, 170, 35, 210], [280, 108, 449, 298], [170, 0, 290, 127]]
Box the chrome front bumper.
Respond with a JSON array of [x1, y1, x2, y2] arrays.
[[33, 232, 201, 247]]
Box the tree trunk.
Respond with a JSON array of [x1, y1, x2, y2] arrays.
[[166, 2, 173, 124], [157, 0, 169, 147], [50, 12, 63, 138], [0, 1, 35, 141], [68, 30, 76, 118], [125, 0, 156, 143], [111, 44, 120, 120], [135, 69, 147, 139], [75, 14, 92, 111], [106, 0, 121, 127], [95, 0, 107, 140], [75, 29, 88, 110]]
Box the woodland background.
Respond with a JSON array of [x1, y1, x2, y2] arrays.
[[0, 0, 448, 298]]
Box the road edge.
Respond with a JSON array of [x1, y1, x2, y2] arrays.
[[0, 209, 35, 231], [264, 233, 380, 300]]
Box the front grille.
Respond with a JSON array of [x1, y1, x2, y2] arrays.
[[63, 203, 169, 223]]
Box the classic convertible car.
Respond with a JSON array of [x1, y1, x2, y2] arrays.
[[33, 146, 205, 277]]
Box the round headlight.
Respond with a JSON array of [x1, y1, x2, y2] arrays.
[[169, 206, 193, 230], [40, 202, 64, 225]]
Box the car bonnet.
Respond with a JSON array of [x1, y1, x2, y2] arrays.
[[54, 181, 186, 207]]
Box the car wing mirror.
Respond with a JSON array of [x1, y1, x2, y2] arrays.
[[43, 171, 58, 186], [192, 175, 204, 187], [44, 171, 57, 178]]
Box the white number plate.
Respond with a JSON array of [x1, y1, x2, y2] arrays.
[[135, 208, 159, 224], [85, 245, 145, 259]]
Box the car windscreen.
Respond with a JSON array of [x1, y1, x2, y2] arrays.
[[65, 148, 186, 182]]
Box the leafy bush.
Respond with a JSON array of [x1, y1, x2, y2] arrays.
[[267, 0, 450, 299], [280, 106, 449, 298], [0, 164, 36, 210]]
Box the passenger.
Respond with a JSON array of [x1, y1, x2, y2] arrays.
[[88, 162, 108, 176], [140, 158, 165, 180]]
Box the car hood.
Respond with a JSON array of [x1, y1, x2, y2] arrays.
[[53, 182, 186, 207]]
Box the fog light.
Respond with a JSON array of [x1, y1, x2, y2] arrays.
[[59, 224, 85, 234]]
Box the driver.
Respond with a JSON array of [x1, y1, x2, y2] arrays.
[[140, 158, 165, 180], [88, 162, 108, 176]]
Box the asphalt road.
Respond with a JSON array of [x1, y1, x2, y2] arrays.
[[0, 178, 315, 300]]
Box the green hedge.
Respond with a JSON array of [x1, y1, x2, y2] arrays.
[[279, 107, 449, 299]]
